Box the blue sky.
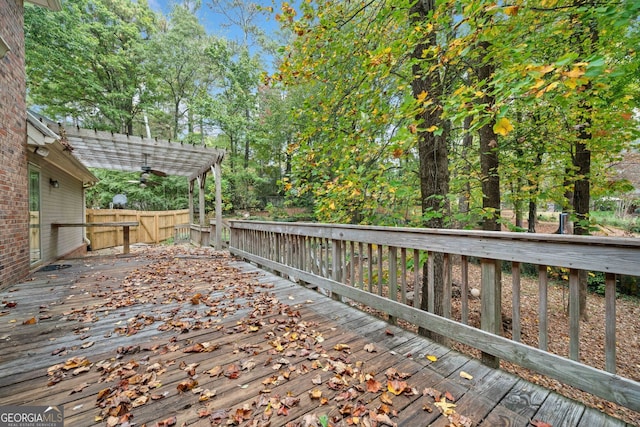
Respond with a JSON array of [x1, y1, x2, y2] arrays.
[[146, 0, 283, 46]]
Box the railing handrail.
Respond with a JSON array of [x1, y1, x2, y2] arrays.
[[229, 220, 640, 276]]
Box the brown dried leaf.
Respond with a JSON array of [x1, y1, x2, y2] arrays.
[[334, 343, 351, 351], [379, 392, 394, 405], [70, 382, 91, 394], [156, 416, 177, 426], [309, 389, 323, 399], [207, 365, 223, 377], [183, 343, 205, 353], [176, 378, 198, 393], [23, 317, 37, 325], [423, 387, 441, 401], [387, 379, 407, 396], [197, 408, 211, 418], [530, 421, 553, 427], [366, 378, 382, 393]]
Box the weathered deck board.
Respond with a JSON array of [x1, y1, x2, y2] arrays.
[[0, 248, 630, 427]]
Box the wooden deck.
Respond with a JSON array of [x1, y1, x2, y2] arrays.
[[0, 246, 628, 427]]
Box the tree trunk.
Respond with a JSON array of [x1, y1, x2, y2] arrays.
[[527, 151, 543, 233], [477, 51, 501, 232], [411, 0, 451, 343], [458, 116, 473, 227], [476, 40, 502, 368], [410, 0, 450, 344], [571, 0, 598, 319]]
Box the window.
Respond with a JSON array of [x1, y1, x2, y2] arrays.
[[29, 167, 41, 264]]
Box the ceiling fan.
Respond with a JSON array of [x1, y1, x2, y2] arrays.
[[127, 154, 167, 188]]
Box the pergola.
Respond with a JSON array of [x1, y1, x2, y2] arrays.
[[47, 123, 226, 249]]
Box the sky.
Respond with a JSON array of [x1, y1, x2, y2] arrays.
[[146, 0, 284, 47]]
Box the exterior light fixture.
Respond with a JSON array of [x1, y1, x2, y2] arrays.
[[49, 178, 59, 188], [0, 35, 9, 59], [34, 146, 50, 157]]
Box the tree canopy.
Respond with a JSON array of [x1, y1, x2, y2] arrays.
[[24, 0, 640, 228]]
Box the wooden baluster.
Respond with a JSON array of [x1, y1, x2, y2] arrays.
[[332, 239, 342, 300], [367, 244, 373, 293], [569, 269, 581, 361], [358, 242, 364, 290], [605, 272, 616, 373], [443, 253, 451, 319], [538, 265, 548, 351], [461, 255, 469, 325], [349, 241, 355, 286], [481, 258, 501, 368], [389, 246, 398, 325], [512, 261, 521, 342], [400, 248, 407, 305], [377, 245, 383, 296], [427, 252, 434, 313], [413, 249, 421, 309]]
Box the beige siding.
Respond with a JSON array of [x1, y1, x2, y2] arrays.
[[33, 158, 86, 261]]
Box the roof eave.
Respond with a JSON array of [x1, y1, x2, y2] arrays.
[[25, 0, 62, 11]]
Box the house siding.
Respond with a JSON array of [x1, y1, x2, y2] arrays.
[[0, 0, 30, 289], [39, 163, 86, 260]]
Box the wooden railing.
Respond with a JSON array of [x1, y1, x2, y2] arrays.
[[228, 220, 640, 412]]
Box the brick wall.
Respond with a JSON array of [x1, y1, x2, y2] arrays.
[[0, 0, 30, 288]]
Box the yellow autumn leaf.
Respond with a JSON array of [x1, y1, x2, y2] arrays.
[[531, 79, 545, 90], [426, 125, 438, 133], [493, 117, 514, 136], [565, 78, 579, 90], [563, 67, 585, 79], [426, 355, 438, 362], [539, 64, 555, 75], [434, 397, 456, 416], [416, 91, 428, 102], [460, 371, 473, 380], [504, 5, 519, 15]]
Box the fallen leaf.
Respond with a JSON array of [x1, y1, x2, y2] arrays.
[[449, 412, 473, 427], [156, 416, 177, 426], [530, 420, 552, 427], [207, 366, 223, 377], [364, 343, 376, 353], [70, 382, 91, 394], [387, 379, 408, 396], [434, 397, 456, 416], [309, 389, 323, 399], [176, 378, 198, 393], [426, 355, 437, 362], [366, 378, 382, 393], [334, 343, 351, 351], [199, 388, 216, 401], [380, 392, 394, 405], [23, 317, 37, 325], [131, 395, 148, 408], [459, 371, 473, 380]]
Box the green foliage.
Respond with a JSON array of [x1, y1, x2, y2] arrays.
[[86, 169, 189, 211], [25, 0, 157, 133]]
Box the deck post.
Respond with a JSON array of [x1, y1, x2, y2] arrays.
[[480, 258, 501, 368]]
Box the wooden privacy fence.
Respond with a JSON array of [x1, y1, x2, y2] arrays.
[[85, 209, 189, 250], [228, 220, 640, 412]]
